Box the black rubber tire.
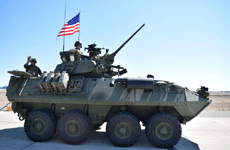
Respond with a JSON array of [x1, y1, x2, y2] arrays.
[[24, 109, 56, 142], [145, 112, 181, 148], [57, 110, 91, 145], [106, 112, 141, 147], [37, 108, 57, 132]]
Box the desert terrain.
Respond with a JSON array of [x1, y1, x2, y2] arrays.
[[0, 89, 229, 111], [0, 89, 10, 109], [206, 92, 230, 111]]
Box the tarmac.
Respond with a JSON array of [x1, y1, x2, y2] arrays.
[[0, 110, 230, 150]]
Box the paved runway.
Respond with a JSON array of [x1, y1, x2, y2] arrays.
[[0, 111, 229, 150]]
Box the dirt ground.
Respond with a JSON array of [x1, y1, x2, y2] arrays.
[[0, 89, 10, 109], [206, 92, 230, 111], [0, 89, 229, 111]]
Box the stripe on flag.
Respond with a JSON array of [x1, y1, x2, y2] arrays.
[[57, 13, 80, 38]]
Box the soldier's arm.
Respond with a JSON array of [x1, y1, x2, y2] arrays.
[[101, 50, 108, 59], [69, 49, 76, 53], [76, 50, 82, 55], [98, 49, 108, 59], [24, 56, 31, 68], [38, 68, 42, 75]]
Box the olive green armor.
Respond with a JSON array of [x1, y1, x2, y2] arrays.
[[6, 24, 211, 148]]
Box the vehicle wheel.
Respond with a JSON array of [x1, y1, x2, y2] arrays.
[[24, 109, 56, 142], [106, 112, 141, 147], [145, 112, 181, 148], [38, 108, 57, 132], [57, 110, 91, 145]]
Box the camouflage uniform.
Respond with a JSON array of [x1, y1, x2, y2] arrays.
[[24, 64, 42, 77], [69, 41, 82, 55], [69, 49, 82, 55]]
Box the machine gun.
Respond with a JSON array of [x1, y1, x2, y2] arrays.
[[84, 43, 109, 60]]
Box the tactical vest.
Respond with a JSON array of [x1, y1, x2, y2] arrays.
[[27, 65, 39, 77]]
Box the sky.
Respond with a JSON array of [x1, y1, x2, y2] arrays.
[[0, 0, 230, 91]]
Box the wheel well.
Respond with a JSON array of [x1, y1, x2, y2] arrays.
[[13, 102, 56, 121], [104, 105, 183, 124]]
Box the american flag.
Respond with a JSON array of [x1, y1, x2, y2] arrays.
[[57, 13, 80, 38]]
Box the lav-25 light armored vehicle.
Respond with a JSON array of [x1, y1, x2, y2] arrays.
[[6, 24, 211, 148]]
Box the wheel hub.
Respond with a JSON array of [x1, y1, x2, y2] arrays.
[[155, 123, 173, 140], [115, 122, 131, 139], [160, 127, 167, 135], [120, 127, 127, 134], [36, 123, 42, 130], [32, 118, 46, 134], [65, 120, 80, 137]]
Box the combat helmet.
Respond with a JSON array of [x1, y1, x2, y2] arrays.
[[30, 58, 37, 63], [74, 41, 82, 48]]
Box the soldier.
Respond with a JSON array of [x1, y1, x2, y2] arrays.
[[24, 56, 42, 77], [69, 41, 83, 55], [93, 49, 108, 60]]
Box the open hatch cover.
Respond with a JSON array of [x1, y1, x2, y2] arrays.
[[8, 70, 33, 77]]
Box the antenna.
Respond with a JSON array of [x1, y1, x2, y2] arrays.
[[63, 4, 66, 52], [78, 11, 80, 41]]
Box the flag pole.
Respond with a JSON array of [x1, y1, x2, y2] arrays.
[[78, 11, 80, 41], [63, 4, 66, 52]]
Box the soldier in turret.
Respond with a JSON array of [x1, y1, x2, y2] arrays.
[[93, 49, 108, 60], [69, 41, 83, 55], [24, 56, 42, 77]]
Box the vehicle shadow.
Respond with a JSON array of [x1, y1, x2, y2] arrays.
[[0, 128, 200, 150], [0, 127, 28, 140]]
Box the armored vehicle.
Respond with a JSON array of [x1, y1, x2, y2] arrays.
[[6, 24, 211, 148]]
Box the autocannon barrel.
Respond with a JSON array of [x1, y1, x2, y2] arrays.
[[112, 23, 145, 56]]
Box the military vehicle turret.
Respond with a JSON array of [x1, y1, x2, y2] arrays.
[[54, 23, 144, 78], [6, 24, 211, 148]]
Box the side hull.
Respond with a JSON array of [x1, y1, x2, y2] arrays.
[[7, 76, 211, 124]]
